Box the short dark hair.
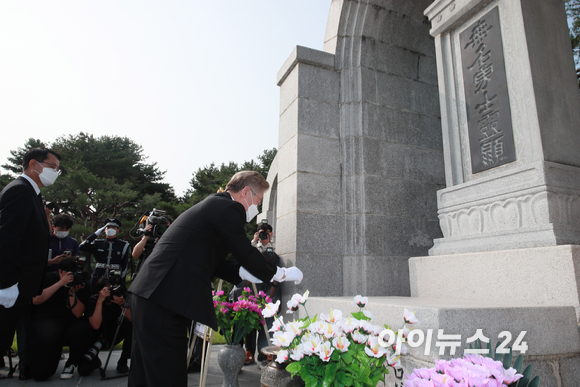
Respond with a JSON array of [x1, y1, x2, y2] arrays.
[[52, 214, 74, 229], [59, 257, 77, 272], [257, 223, 272, 232], [22, 148, 62, 171]]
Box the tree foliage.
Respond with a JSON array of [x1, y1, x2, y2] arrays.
[[1, 134, 174, 242]]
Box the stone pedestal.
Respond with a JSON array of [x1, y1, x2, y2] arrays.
[[303, 296, 580, 386], [425, 0, 580, 255]]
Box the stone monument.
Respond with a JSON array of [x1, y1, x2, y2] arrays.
[[261, 0, 580, 384]]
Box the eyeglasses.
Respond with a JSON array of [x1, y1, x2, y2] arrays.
[[249, 187, 263, 206], [38, 160, 61, 174]]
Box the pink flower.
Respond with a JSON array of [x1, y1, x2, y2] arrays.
[[275, 349, 289, 363], [318, 341, 334, 362], [403, 309, 419, 325], [352, 295, 368, 308]]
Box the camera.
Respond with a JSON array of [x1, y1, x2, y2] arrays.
[[258, 219, 270, 240], [134, 208, 170, 239], [106, 270, 126, 299], [65, 256, 90, 288]]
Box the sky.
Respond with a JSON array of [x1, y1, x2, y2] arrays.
[[0, 1, 331, 196]]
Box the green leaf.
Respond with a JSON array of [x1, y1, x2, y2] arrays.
[[516, 364, 532, 387], [494, 341, 502, 361], [513, 354, 523, 373], [342, 351, 353, 364], [527, 376, 540, 387], [286, 362, 301, 375], [502, 347, 513, 370]]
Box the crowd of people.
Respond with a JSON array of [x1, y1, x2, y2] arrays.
[[0, 148, 303, 386]]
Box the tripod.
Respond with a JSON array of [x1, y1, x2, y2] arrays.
[[98, 297, 131, 380], [97, 242, 149, 380]]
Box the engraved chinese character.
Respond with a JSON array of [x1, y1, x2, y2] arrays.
[[474, 91, 497, 115], [464, 20, 493, 50], [477, 110, 500, 139], [467, 44, 492, 70], [481, 139, 494, 167], [473, 63, 494, 93]]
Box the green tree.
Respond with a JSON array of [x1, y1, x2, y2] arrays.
[[0, 174, 14, 192], [2, 135, 174, 242], [1, 138, 48, 174], [186, 148, 277, 207]]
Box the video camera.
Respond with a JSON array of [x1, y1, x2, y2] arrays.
[[65, 256, 90, 288], [133, 208, 170, 240]]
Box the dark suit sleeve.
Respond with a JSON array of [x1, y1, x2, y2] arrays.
[[213, 201, 277, 283], [214, 258, 243, 285], [0, 184, 35, 289]]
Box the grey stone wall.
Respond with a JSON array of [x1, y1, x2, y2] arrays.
[[272, 0, 445, 300], [327, 0, 444, 296]]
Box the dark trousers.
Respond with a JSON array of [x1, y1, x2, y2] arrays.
[[129, 294, 190, 387], [16, 301, 33, 369], [29, 316, 93, 381], [0, 295, 27, 357]]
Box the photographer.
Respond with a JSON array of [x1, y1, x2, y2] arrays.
[[131, 210, 171, 263], [251, 221, 274, 254], [80, 277, 132, 375], [47, 214, 80, 272], [79, 217, 130, 294], [28, 257, 93, 380]]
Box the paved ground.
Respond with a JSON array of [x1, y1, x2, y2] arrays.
[[0, 345, 263, 386]]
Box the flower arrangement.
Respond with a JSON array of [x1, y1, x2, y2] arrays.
[[262, 290, 417, 387], [212, 287, 272, 345], [404, 354, 524, 387]]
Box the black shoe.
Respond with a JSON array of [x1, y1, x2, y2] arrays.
[[116, 361, 129, 374], [18, 365, 31, 380]]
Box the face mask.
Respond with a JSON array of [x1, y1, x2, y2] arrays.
[[244, 190, 259, 223], [105, 229, 117, 237], [35, 164, 59, 187], [55, 231, 69, 239]]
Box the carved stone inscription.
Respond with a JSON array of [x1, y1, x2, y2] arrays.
[[460, 7, 516, 173]]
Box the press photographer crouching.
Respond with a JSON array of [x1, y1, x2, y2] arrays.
[[29, 257, 93, 381], [79, 273, 132, 375]]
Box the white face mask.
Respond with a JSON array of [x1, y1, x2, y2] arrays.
[[244, 190, 259, 223], [105, 228, 117, 237], [55, 231, 69, 239], [35, 163, 59, 187]]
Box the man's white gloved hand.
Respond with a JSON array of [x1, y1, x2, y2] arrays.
[[239, 267, 263, 284], [96, 226, 106, 235], [272, 267, 303, 284], [0, 283, 19, 308]]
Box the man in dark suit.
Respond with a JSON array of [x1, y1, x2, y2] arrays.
[[128, 171, 303, 387], [0, 148, 61, 377]]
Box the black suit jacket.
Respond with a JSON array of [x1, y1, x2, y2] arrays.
[[129, 192, 277, 330], [0, 176, 49, 298]]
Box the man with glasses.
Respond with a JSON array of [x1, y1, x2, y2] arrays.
[[0, 148, 61, 378], [128, 171, 303, 387]]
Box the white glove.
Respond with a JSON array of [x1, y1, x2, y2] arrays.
[[239, 267, 263, 284], [96, 226, 106, 235], [0, 283, 19, 308], [272, 267, 303, 284]]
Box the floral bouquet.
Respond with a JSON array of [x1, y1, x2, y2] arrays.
[[404, 354, 525, 386], [262, 291, 418, 387], [212, 287, 272, 345]]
